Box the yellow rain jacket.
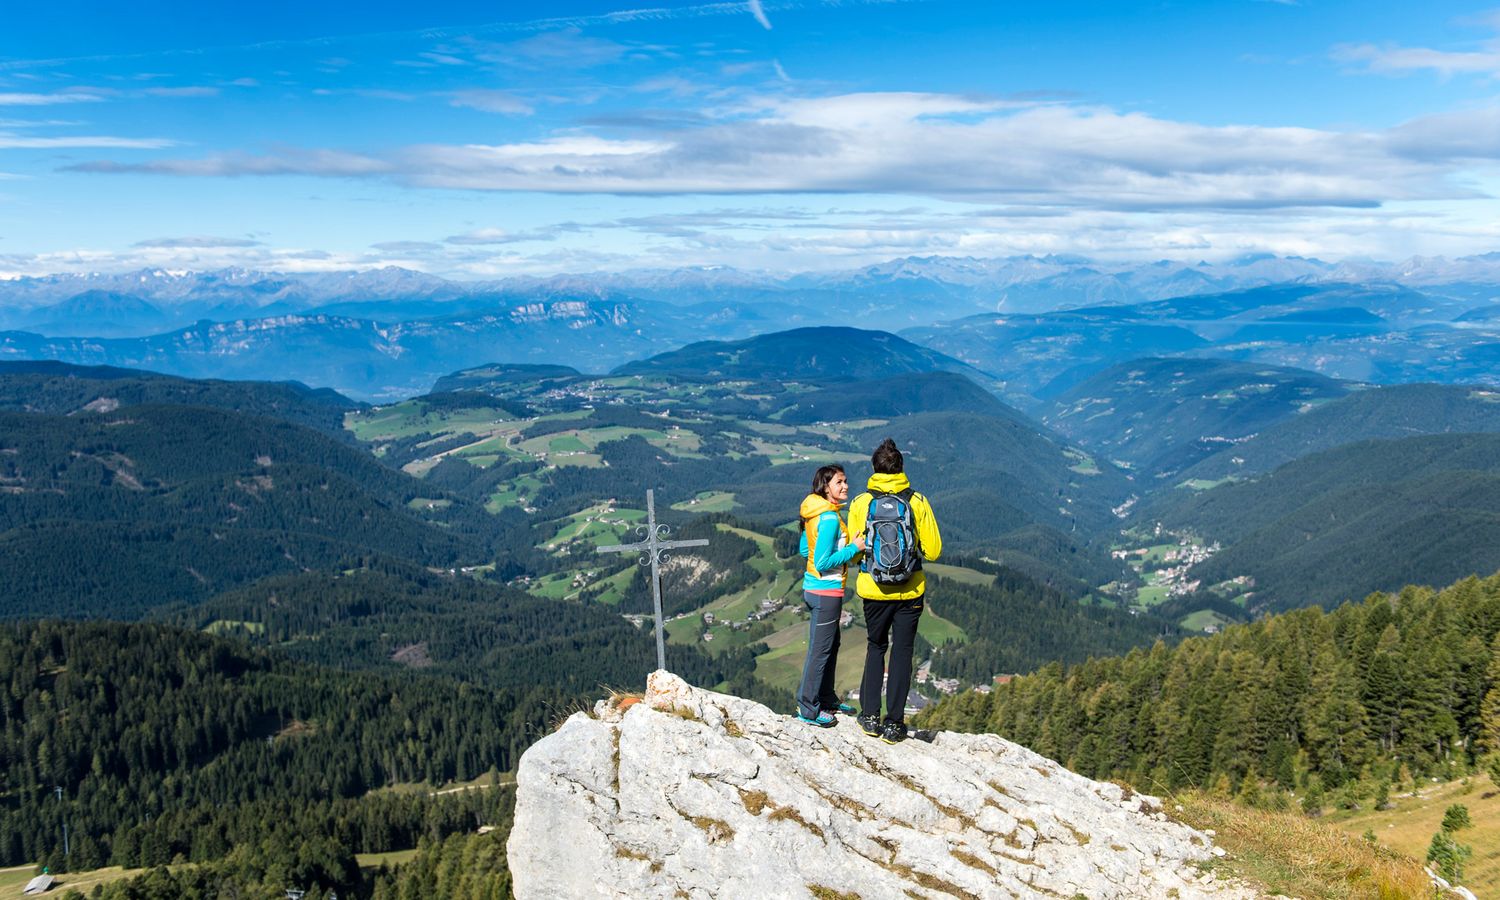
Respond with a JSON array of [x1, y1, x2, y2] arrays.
[[846, 472, 942, 600]]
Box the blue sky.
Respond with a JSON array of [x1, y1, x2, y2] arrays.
[[4, 0, 1500, 277]]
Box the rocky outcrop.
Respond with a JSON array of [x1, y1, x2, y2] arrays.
[[508, 671, 1254, 899]]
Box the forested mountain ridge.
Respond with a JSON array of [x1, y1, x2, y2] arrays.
[[0, 360, 359, 437], [1142, 432, 1500, 610], [0, 403, 496, 617], [1180, 381, 1500, 482], [612, 325, 995, 384], [1044, 357, 1351, 480], [923, 570, 1500, 798]]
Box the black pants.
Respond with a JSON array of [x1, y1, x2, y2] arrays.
[[860, 596, 923, 725]]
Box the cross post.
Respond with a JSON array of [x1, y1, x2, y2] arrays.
[[597, 489, 710, 672]]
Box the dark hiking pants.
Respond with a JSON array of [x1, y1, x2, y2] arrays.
[[860, 596, 924, 725], [797, 591, 843, 719]]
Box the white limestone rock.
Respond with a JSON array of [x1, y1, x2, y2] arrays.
[[508, 671, 1257, 899]]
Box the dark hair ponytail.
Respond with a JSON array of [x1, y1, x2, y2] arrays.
[[802, 464, 846, 531], [871, 438, 903, 474]]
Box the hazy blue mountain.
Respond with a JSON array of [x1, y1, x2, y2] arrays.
[[907, 282, 1499, 403], [19, 290, 171, 337], [0, 300, 759, 401], [1045, 358, 1351, 480], [904, 309, 1211, 404]]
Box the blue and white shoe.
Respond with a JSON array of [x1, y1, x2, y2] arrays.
[[834, 702, 857, 715], [795, 711, 837, 728]]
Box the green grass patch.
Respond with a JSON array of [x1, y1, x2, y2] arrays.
[[357, 848, 420, 869], [926, 563, 995, 586], [1179, 609, 1234, 632], [1135, 585, 1169, 607], [346, 403, 517, 442], [1064, 448, 1101, 475], [672, 490, 738, 513], [203, 619, 265, 636], [406, 497, 452, 510], [0, 864, 191, 896], [1178, 477, 1237, 491], [917, 605, 968, 646]]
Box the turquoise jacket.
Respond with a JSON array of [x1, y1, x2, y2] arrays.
[[799, 494, 861, 592]]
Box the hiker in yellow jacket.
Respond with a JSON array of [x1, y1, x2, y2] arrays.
[[846, 437, 942, 744]]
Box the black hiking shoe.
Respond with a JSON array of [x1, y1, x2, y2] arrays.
[[857, 714, 882, 737], [880, 721, 907, 745]]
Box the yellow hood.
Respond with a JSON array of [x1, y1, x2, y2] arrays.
[[800, 493, 840, 521], [866, 472, 911, 494]]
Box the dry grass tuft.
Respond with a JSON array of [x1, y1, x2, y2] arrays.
[[664, 704, 701, 722], [687, 815, 735, 843], [769, 805, 826, 839], [738, 788, 770, 816], [949, 848, 997, 875], [1177, 790, 1432, 900], [807, 886, 861, 900]]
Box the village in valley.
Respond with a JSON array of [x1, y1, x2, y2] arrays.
[[1106, 524, 1252, 633]]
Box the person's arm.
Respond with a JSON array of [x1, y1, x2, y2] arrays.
[[915, 493, 942, 561], [799, 527, 809, 558], [846, 494, 869, 548], [813, 512, 861, 570]]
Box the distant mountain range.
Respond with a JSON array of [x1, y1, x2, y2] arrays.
[[908, 281, 1500, 404], [0, 255, 1497, 402], [5, 251, 1500, 328]]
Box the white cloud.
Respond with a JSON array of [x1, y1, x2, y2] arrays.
[[140, 86, 220, 98], [1333, 42, 1500, 77], [65, 148, 391, 176], [0, 92, 104, 106], [0, 133, 176, 149], [448, 89, 534, 115], [444, 228, 521, 245], [56, 91, 1500, 215], [132, 236, 262, 248], [1332, 16, 1500, 78]]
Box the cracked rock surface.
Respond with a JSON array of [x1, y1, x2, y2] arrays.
[[508, 671, 1256, 899]]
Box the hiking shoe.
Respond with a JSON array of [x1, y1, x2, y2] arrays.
[[834, 702, 857, 715], [857, 714, 882, 737], [796, 712, 837, 728], [880, 721, 907, 745]]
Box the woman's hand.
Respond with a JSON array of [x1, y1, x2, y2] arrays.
[[852, 534, 867, 552]]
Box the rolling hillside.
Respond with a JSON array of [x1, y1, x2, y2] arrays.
[[0, 402, 495, 617], [0, 360, 359, 436], [613, 325, 995, 384], [1045, 358, 1351, 481], [1143, 433, 1500, 609], [1182, 382, 1500, 481]]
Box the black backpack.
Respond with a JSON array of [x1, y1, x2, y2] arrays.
[[863, 488, 922, 585]]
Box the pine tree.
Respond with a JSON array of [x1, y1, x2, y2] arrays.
[[1481, 632, 1500, 753], [1426, 829, 1471, 883]]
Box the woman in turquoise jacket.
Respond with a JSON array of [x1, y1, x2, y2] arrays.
[[795, 464, 865, 726]]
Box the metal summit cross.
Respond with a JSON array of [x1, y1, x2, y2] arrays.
[[598, 489, 710, 673]]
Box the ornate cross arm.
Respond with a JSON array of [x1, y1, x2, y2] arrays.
[[597, 489, 713, 673]]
